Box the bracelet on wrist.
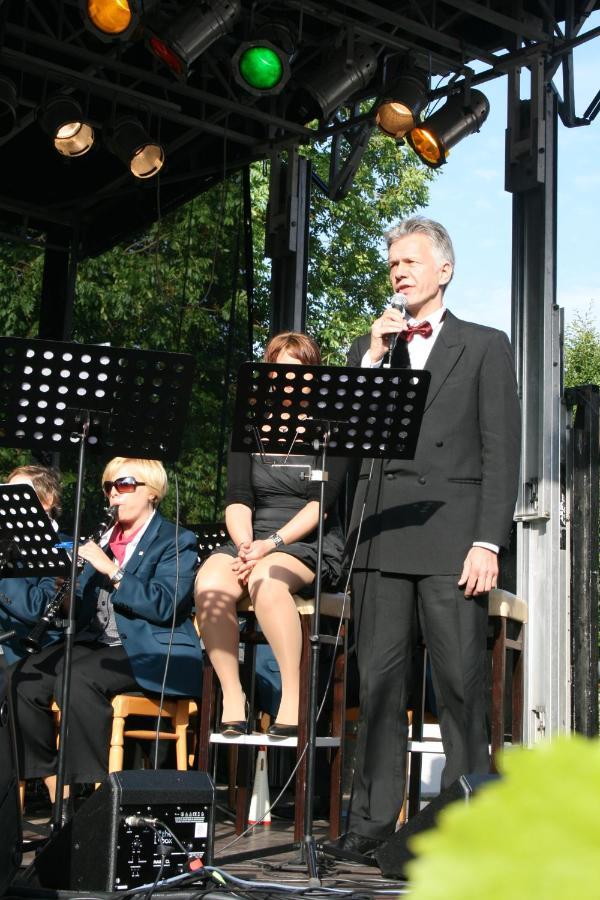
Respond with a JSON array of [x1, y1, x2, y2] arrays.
[[268, 532, 285, 550], [110, 565, 125, 586]]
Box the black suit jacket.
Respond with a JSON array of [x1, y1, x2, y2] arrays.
[[346, 310, 521, 575]]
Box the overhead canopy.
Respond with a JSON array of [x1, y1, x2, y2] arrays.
[[0, 0, 597, 257]]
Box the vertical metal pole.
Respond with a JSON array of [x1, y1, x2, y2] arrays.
[[265, 146, 310, 335], [565, 385, 599, 736], [38, 224, 79, 469], [52, 417, 88, 830], [303, 437, 328, 884], [508, 60, 570, 742], [39, 224, 78, 341]]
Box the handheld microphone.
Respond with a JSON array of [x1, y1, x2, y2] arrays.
[[386, 292, 407, 363]]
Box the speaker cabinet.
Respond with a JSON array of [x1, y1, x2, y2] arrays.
[[20, 769, 215, 891], [0, 659, 22, 897], [375, 773, 500, 878]]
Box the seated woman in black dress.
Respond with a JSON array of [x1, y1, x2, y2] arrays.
[[195, 332, 347, 737]]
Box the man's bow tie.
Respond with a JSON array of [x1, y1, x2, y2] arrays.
[[399, 320, 433, 343]]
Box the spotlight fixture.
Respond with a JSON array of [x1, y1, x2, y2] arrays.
[[38, 95, 95, 158], [376, 70, 429, 140], [294, 44, 377, 122], [105, 116, 165, 179], [232, 41, 289, 95], [232, 24, 294, 96], [81, 0, 157, 41], [0, 75, 17, 138], [407, 89, 490, 168], [149, 0, 240, 79]]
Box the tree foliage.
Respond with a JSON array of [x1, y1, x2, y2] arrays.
[[0, 136, 432, 530], [564, 307, 600, 389]]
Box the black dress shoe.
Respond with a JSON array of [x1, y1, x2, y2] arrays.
[[220, 696, 250, 736], [219, 720, 249, 737], [322, 831, 385, 865], [266, 722, 298, 738]]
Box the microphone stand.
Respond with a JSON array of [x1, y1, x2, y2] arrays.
[[52, 413, 89, 829], [302, 429, 329, 882]]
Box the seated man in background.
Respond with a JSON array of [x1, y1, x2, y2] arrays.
[[0, 465, 64, 666]]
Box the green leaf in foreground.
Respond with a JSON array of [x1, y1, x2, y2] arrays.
[[408, 736, 600, 900]]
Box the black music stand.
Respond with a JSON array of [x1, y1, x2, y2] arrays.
[[0, 484, 71, 648], [0, 483, 71, 578], [230, 361, 430, 880], [190, 523, 229, 565], [0, 336, 194, 830]]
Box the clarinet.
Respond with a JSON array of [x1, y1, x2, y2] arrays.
[[20, 505, 117, 655]]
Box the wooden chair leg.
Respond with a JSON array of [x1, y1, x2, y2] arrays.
[[108, 714, 125, 773], [174, 703, 191, 771], [512, 623, 525, 744], [294, 614, 311, 842], [198, 663, 216, 772], [328, 625, 346, 839], [490, 616, 507, 772]]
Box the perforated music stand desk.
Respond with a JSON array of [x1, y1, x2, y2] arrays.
[[231, 361, 430, 459], [228, 361, 430, 877], [0, 336, 193, 460], [0, 335, 195, 829], [0, 483, 70, 578]]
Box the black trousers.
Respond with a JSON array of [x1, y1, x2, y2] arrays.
[[12, 641, 138, 784], [349, 570, 489, 839]]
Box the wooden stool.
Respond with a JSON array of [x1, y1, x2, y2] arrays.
[[198, 591, 350, 841], [488, 587, 527, 770], [108, 693, 195, 773], [19, 692, 197, 811], [405, 587, 527, 813]]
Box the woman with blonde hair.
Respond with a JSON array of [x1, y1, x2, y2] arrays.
[[12, 457, 201, 789], [195, 332, 347, 737]]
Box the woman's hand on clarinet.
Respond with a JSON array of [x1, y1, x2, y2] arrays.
[[77, 541, 116, 577]]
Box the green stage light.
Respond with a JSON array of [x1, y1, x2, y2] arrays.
[[232, 39, 291, 95], [240, 45, 282, 89]]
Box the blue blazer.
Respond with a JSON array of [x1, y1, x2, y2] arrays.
[[0, 575, 60, 665], [76, 512, 202, 697]]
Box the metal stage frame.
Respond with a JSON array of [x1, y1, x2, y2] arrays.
[[0, 1, 598, 741]]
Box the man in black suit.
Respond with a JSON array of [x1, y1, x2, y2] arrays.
[[326, 217, 521, 860]]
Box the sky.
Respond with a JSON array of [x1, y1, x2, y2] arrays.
[[417, 13, 599, 337]]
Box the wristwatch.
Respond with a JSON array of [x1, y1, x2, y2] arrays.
[[268, 532, 285, 550], [110, 566, 125, 586]]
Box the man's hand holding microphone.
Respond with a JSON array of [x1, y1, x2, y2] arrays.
[[369, 293, 408, 364]]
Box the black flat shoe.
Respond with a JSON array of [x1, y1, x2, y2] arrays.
[[266, 722, 298, 738], [219, 720, 249, 737], [321, 831, 384, 865]]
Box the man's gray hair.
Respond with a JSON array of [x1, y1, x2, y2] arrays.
[[384, 217, 455, 284]]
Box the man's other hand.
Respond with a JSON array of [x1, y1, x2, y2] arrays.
[[458, 546, 498, 597]]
